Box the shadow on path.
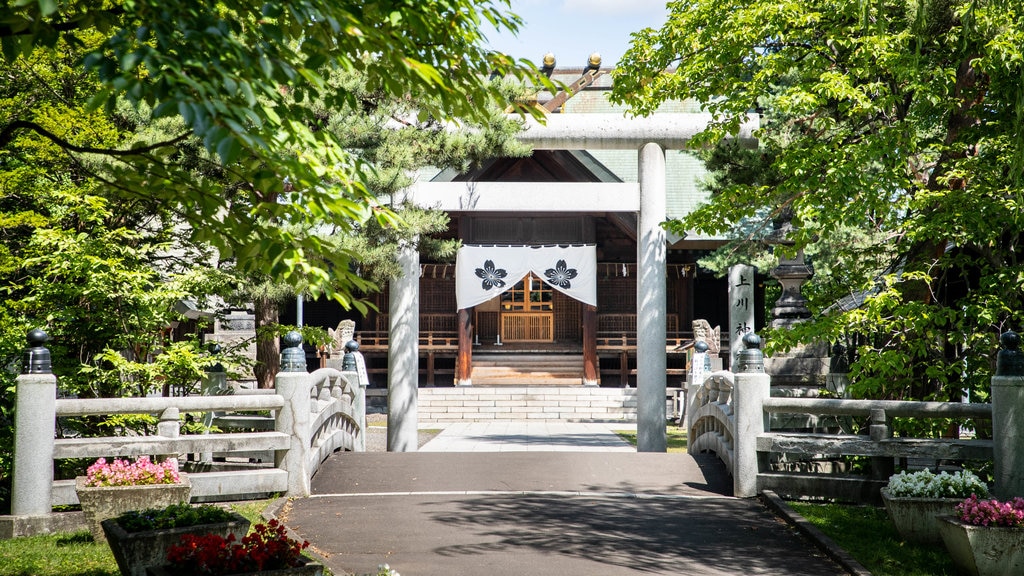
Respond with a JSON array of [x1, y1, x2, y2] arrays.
[[283, 451, 844, 575]]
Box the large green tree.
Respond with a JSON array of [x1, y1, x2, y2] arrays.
[[0, 29, 214, 385], [0, 30, 229, 506], [612, 0, 1024, 403], [236, 72, 532, 387], [0, 0, 546, 307]]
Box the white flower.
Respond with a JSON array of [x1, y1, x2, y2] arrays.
[[886, 469, 988, 498]]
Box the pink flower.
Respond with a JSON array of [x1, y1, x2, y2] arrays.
[[955, 494, 1024, 527], [84, 456, 180, 487]]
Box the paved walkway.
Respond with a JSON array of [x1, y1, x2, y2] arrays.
[[282, 423, 849, 576], [419, 421, 637, 452]]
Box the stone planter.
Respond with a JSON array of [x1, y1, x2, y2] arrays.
[[101, 511, 250, 576], [75, 474, 191, 543], [937, 515, 1024, 576], [145, 556, 324, 576], [880, 487, 962, 544]]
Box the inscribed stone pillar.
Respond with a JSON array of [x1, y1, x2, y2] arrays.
[[637, 142, 667, 452], [388, 242, 419, 452], [728, 264, 755, 371]]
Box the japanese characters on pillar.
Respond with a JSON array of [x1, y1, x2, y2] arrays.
[[729, 264, 756, 371]]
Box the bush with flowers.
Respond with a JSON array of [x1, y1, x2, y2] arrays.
[[955, 494, 1024, 527], [885, 469, 989, 499], [165, 519, 310, 574], [84, 456, 180, 487]]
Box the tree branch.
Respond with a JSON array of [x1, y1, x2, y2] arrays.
[[0, 120, 190, 156], [0, 7, 125, 38]]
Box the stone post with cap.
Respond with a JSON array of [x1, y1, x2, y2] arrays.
[[685, 340, 712, 432], [732, 332, 771, 498], [341, 339, 368, 453], [274, 331, 312, 497], [993, 330, 1024, 498], [12, 329, 57, 516], [199, 342, 227, 462]]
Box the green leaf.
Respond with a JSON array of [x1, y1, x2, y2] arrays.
[[37, 0, 58, 16], [215, 134, 241, 163]]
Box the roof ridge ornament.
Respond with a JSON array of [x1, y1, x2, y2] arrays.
[[543, 53, 604, 113]]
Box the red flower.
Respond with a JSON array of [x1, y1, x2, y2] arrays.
[[166, 519, 310, 574]]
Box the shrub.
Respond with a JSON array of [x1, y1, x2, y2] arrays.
[[115, 503, 236, 533]]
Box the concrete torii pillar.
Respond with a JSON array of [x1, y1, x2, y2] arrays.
[[637, 143, 668, 452], [388, 241, 419, 452]]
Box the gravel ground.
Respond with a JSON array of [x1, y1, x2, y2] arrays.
[[365, 412, 440, 452]]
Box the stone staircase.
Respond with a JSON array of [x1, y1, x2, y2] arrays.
[[418, 386, 639, 423], [470, 353, 583, 386]]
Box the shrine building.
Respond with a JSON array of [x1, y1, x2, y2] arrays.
[[288, 56, 765, 390]]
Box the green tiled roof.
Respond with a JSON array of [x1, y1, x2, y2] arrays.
[[585, 149, 710, 220], [417, 69, 727, 241]]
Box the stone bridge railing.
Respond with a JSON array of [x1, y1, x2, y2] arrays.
[[687, 332, 1024, 502], [3, 330, 366, 537]]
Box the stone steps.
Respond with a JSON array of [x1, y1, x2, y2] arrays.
[[418, 386, 639, 423], [471, 354, 582, 386]]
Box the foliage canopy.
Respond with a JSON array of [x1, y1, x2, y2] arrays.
[[0, 0, 546, 305], [613, 0, 1024, 402]]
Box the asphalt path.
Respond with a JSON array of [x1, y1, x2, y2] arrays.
[[282, 451, 847, 576]]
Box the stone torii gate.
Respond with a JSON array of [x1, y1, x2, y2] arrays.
[[387, 113, 759, 452]]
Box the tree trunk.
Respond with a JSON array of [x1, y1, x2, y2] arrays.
[[253, 297, 280, 389], [901, 54, 984, 305]]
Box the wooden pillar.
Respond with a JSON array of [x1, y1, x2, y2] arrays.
[[582, 304, 598, 386], [426, 350, 435, 387], [456, 308, 472, 386], [682, 271, 694, 332]]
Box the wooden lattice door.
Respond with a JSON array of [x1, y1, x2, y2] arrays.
[[499, 273, 554, 342]]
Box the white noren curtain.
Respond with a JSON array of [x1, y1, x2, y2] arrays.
[[455, 245, 596, 309]]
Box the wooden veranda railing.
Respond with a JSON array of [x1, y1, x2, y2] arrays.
[[358, 313, 694, 351]]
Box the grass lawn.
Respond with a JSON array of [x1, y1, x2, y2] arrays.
[[614, 423, 688, 452], [789, 502, 957, 576], [0, 530, 118, 576], [0, 500, 313, 576]]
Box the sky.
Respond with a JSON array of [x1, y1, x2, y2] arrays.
[[482, 0, 670, 69]]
